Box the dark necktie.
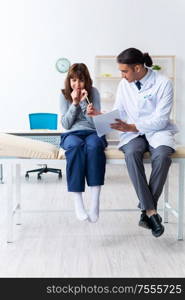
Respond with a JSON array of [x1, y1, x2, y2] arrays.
[[135, 81, 141, 90]]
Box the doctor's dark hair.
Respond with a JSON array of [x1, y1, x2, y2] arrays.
[[117, 48, 153, 67], [62, 63, 93, 103]]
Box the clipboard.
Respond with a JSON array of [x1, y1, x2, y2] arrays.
[[93, 109, 120, 137]]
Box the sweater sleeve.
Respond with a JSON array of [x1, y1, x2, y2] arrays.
[[79, 87, 101, 125], [135, 80, 173, 133], [59, 93, 81, 130]]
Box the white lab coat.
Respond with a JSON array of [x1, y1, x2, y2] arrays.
[[114, 69, 178, 149]]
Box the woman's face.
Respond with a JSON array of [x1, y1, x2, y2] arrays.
[[70, 77, 85, 90]]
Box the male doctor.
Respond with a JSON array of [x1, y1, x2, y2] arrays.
[[111, 48, 177, 238]]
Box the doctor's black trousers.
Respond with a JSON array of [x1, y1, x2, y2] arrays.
[[120, 135, 174, 210]]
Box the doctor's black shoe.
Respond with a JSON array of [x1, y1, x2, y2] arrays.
[[138, 212, 151, 229], [149, 214, 165, 238], [156, 213, 162, 223]]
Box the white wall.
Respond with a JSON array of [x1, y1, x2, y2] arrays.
[[0, 0, 185, 143]]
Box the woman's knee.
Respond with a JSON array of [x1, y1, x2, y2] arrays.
[[63, 136, 84, 150], [86, 136, 104, 151]]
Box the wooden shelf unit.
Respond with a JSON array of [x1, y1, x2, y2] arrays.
[[94, 55, 176, 125]]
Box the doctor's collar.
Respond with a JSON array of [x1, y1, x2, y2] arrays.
[[137, 68, 152, 85]]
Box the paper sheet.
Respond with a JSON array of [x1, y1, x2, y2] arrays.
[[93, 109, 121, 137]]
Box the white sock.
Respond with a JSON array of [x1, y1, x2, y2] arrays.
[[73, 192, 88, 221], [88, 186, 101, 223]]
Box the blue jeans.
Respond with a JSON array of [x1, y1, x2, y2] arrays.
[[60, 130, 107, 192]]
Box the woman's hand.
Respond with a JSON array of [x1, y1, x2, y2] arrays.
[[87, 103, 101, 116], [71, 88, 81, 105], [71, 88, 88, 105], [80, 89, 88, 101]]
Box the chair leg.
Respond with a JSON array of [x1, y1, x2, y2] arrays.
[[25, 167, 62, 179], [37, 169, 46, 180], [38, 168, 47, 175], [26, 168, 44, 174], [47, 168, 62, 174]]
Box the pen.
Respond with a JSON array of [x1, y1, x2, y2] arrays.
[[86, 96, 90, 104]]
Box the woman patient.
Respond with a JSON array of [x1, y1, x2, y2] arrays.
[[59, 63, 107, 222]]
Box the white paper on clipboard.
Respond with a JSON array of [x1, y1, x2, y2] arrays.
[[93, 109, 120, 137]]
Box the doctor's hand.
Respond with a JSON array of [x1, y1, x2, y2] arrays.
[[110, 119, 138, 132], [87, 103, 102, 116]]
